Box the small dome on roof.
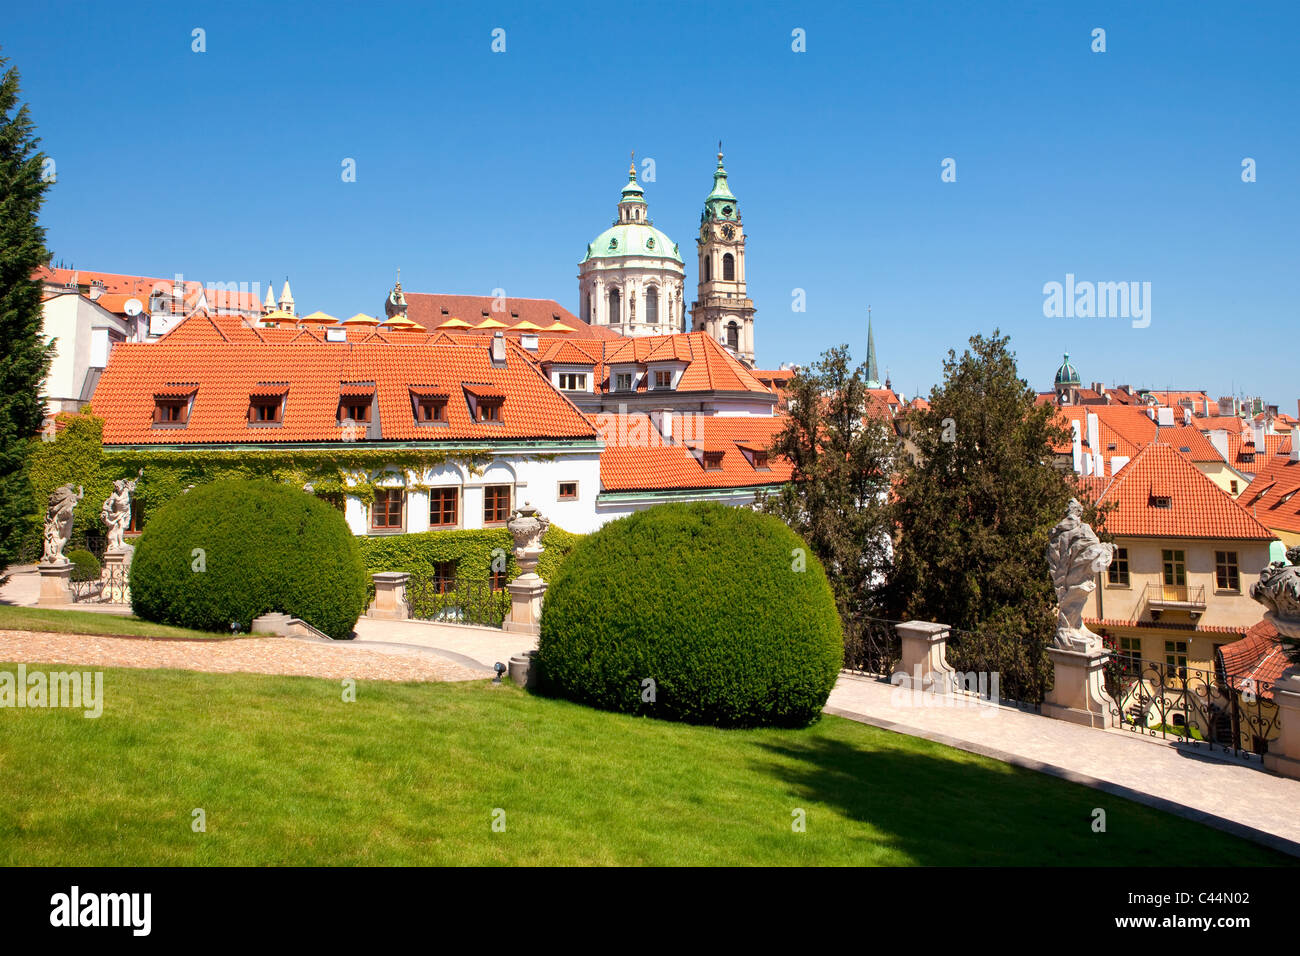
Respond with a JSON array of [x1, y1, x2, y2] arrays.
[[1054, 353, 1080, 387]]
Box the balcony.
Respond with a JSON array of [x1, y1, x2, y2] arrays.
[[1146, 583, 1207, 619]]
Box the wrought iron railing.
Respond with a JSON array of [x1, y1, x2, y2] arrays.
[[1103, 656, 1279, 761], [946, 626, 1050, 707], [70, 563, 131, 605], [407, 577, 508, 628], [1145, 583, 1207, 608], [842, 617, 902, 676]]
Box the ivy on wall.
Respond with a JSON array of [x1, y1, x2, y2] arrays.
[[23, 411, 584, 578]]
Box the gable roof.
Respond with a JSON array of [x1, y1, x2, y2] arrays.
[[597, 413, 792, 492], [401, 293, 618, 339], [1239, 454, 1300, 534], [1218, 617, 1291, 699], [91, 327, 597, 445], [1096, 442, 1276, 540]]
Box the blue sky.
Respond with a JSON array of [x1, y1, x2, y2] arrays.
[[6, 1, 1297, 405]]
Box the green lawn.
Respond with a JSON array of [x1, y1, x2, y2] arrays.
[[0, 666, 1289, 866], [0, 605, 236, 640]]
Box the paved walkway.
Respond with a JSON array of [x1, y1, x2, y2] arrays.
[[0, 630, 483, 683], [827, 672, 1300, 856], [352, 616, 537, 673]]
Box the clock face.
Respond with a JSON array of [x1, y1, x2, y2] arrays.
[[721, 224, 735, 240]]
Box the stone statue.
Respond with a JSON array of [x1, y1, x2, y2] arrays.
[[506, 502, 549, 575], [1252, 561, 1300, 643], [42, 484, 84, 565], [1045, 498, 1114, 652], [101, 470, 142, 554]]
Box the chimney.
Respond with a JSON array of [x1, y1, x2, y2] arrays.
[[1087, 412, 1102, 476], [1157, 407, 1174, 427], [1251, 419, 1267, 453], [1182, 406, 1191, 426], [490, 330, 506, 365], [1292, 425, 1300, 463], [1071, 420, 1083, 474], [1207, 429, 1230, 462], [520, 333, 539, 351]]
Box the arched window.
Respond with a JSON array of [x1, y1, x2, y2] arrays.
[[723, 253, 735, 281], [584, 293, 592, 321], [726, 321, 739, 350], [645, 287, 658, 324], [704, 256, 711, 281], [608, 289, 621, 324]]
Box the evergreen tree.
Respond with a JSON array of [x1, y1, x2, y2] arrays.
[[887, 332, 1094, 699], [762, 345, 897, 655], [0, 53, 54, 568]]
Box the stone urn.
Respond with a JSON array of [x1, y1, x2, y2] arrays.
[[504, 503, 549, 635]]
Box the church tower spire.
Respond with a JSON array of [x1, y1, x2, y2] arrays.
[[689, 146, 757, 366], [865, 311, 880, 389]]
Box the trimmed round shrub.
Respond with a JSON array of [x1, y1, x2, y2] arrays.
[[130, 479, 367, 640], [537, 502, 843, 727], [67, 548, 101, 583]]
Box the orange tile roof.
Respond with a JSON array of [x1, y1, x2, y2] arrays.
[[1048, 405, 1159, 458], [1239, 454, 1300, 534], [1218, 617, 1290, 699], [91, 317, 596, 445], [401, 293, 619, 339], [1096, 442, 1276, 540], [1158, 425, 1224, 463], [35, 267, 264, 316], [598, 414, 792, 492], [595, 332, 769, 395]]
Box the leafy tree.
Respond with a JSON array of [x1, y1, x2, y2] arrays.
[[762, 344, 897, 656], [887, 332, 1098, 700], [0, 53, 53, 568]]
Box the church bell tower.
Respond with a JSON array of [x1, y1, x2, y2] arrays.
[[689, 147, 756, 366]]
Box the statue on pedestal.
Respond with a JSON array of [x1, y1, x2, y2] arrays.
[[1252, 561, 1300, 650], [1045, 498, 1114, 652], [101, 470, 143, 554], [42, 484, 84, 565]]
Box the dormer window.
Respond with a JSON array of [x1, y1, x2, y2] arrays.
[[153, 398, 189, 424], [463, 384, 504, 424], [559, 373, 587, 391], [653, 370, 673, 390], [1151, 495, 1172, 509], [702, 451, 724, 471], [152, 385, 196, 427], [615, 372, 635, 392], [338, 385, 374, 424], [248, 385, 287, 425]]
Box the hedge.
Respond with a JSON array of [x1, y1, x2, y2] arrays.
[[66, 548, 100, 583], [129, 479, 367, 640], [358, 524, 581, 588], [537, 502, 843, 728]]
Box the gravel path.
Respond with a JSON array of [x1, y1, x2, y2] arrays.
[[0, 630, 484, 683]]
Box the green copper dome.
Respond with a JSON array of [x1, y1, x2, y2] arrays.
[[1054, 353, 1080, 386], [580, 163, 683, 265], [581, 224, 683, 264]]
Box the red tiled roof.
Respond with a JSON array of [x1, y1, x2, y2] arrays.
[[1096, 442, 1276, 540], [1218, 617, 1292, 699], [1088, 617, 1248, 635], [35, 267, 264, 316], [1159, 425, 1224, 463], [598, 414, 792, 492], [400, 293, 618, 339], [1240, 454, 1300, 533], [91, 316, 596, 445], [1048, 405, 1159, 458]]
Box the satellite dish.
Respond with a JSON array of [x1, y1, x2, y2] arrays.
[[123, 298, 143, 317]]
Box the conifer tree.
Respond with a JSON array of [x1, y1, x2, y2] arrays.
[[0, 53, 54, 568]]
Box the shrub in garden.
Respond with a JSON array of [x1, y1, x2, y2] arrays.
[[130, 480, 366, 640], [537, 502, 843, 728], [66, 548, 100, 583]]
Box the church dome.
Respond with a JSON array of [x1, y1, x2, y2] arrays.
[[582, 223, 683, 265], [580, 164, 684, 266], [1054, 353, 1081, 386]]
